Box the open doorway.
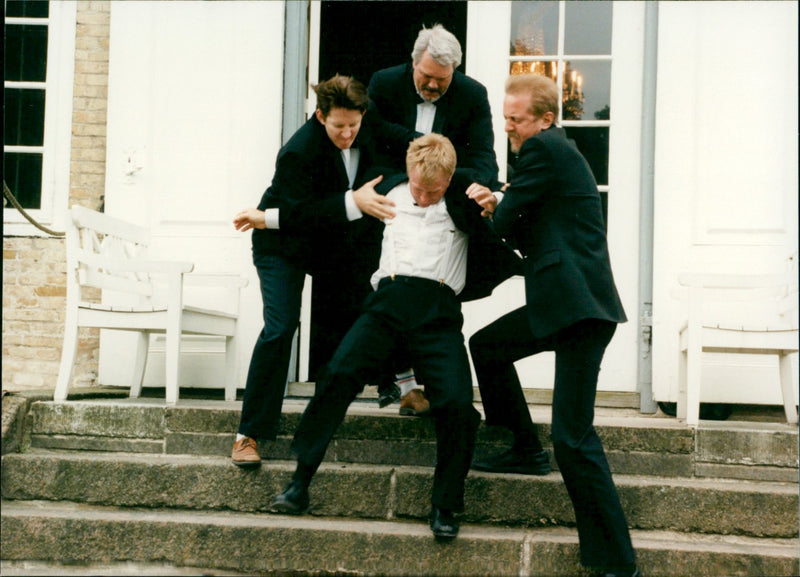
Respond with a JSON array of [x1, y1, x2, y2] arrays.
[[307, 1, 468, 380], [318, 1, 467, 85]]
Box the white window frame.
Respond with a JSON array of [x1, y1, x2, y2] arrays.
[[507, 0, 613, 195], [4, 1, 76, 237]]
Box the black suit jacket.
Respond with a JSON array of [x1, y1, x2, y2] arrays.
[[360, 171, 521, 303], [368, 63, 499, 186], [252, 112, 413, 274], [493, 125, 627, 337]]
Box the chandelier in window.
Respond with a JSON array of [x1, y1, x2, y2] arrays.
[[510, 29, 585, 120]]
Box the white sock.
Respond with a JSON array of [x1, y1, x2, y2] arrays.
[[236, 433, 246, 442], [395, 369, 422, 397]]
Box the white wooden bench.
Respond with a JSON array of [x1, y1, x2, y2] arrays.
[[676, 257, 798, 426], [55, 205, 247, 404]]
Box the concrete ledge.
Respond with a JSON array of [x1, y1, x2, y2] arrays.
[[695, 462, 799, 484], [1, 395, 28, 455], [697, 426, 799, 468], [2, 500, 797, 577], [288, 382, 644, 409], [29, 402, 165, 439], [2, 451, 797, 538], [17, 400, 800, 483], [0, 560, 259, 576], [30, 434, 163, 454]]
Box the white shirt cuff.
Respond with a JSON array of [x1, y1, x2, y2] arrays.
[[493, 191, 505, 205], [344, 189, 363, 221], [264, 208, 280, 229]]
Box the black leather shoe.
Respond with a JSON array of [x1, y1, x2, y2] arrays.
[[429, 506, 459, 541], [472, 447, 551, 475], [377, 383, 401, 408], [270, 480, 309, 515]]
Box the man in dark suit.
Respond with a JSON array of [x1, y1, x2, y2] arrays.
[[367, 23, 500, 412], [465, 74, 640, 577], [270, 134, 521, 541], [231, 75, 413, 468]]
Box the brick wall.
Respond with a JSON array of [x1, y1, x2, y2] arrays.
[[2, 1, 110, 393]]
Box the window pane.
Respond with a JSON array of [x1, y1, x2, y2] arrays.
[[511, 1, 558, 57], [564, 1, 612, 55], [5, 0, 49, 18], [4, 24, 49, 82], [510, 59, 558, 80], [562, 61, 611, 120], [4, 88, 46, 146], [3, 152, 43, 209], [564, 126, 609, 186]]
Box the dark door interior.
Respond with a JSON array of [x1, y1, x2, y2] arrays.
[[319, 1, 468, 86], [308, 1, 468, 381]]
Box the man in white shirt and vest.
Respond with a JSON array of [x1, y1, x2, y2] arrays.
[[270, 133, 520, 541]]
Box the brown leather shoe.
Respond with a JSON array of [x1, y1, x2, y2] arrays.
[[399, 389, 430, 417], [231, 436, 261, 468]]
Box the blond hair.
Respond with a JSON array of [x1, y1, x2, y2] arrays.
[[505, 74, 560, 119], [405, 133, 457, 182]]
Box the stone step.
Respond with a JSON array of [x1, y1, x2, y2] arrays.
[[2, 450, 797, 539], [24, 399, 800, 483], [1, 499, 797, 577]]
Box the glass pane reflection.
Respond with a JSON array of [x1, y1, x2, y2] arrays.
[[3, 153, 43, 209], [564, 126, 609, 186], [6, 0, 49, 18], [562, 61, 611, 121], [509, 60, 558, 80], [4, 89, 46, 146], [511, 1, 558, 57], [565, 1, 612, 55], [4, 25, 49, 82]]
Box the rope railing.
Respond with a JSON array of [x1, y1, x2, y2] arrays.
[[3, 180, 65, 237]]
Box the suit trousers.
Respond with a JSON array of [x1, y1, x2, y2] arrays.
[[291, 276, 481, 512], [470, 311, 636, 570], [238, 253, 306, 441]]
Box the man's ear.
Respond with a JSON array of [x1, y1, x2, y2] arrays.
[[542, 111, 555, 129], [315, 108, 325, 124]]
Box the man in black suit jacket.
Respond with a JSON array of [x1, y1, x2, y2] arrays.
[[368, 24, 498, 185], [367, 23, 500, 411], [465, 75, 640, 577], [231, 75, 413, 468], [270, 134, 521, 541]]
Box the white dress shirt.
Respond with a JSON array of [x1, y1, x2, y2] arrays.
[[415, 101, 436, 135], [371, 183, 468, 295]]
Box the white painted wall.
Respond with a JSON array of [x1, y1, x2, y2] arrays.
[[100, 1, 285, 390], [652, 1, 799, 405]]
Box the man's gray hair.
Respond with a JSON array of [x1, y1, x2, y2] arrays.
[[411, 24, 462, 69]]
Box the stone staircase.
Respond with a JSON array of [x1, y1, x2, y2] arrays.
[[1, 390, 798, 576]]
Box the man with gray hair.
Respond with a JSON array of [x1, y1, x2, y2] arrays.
[[369, 23, 497, 185], [368, 23, 499, 414]]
